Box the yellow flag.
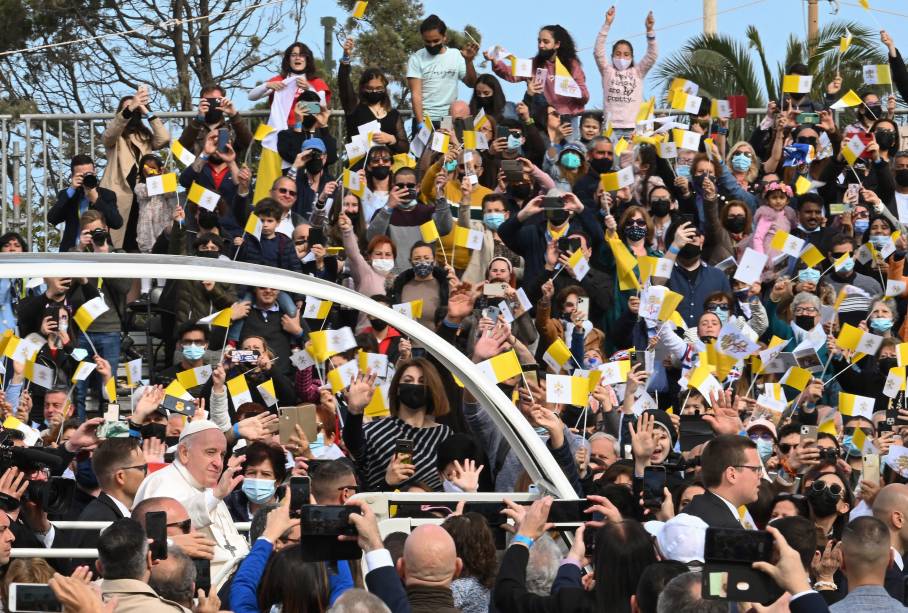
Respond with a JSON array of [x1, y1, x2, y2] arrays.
[[543, 339, 573, 372], [253, 124, 275, 141], [614, 137, 628, 157], [198, 307, 232, 328], [244, 213, 263, 239], [351, 0, 368, 18], [800, 244, 824, 268], [635, 97, 654, 123], [859, 0, 869, 9], [171, 140, 195, 166], [819, 419, 837, 436], [104, 378, 117, 403], [830, 89, 862, 110], [839, 28, 852, 54], [782, 74, 813, 94], [608, 237, 640, 291], [477, 350, 523, 384], [795, 175, 812, 196], [74, 297, 109, 331], [780, 366, 811, 391], [419, 220, 440, 243]]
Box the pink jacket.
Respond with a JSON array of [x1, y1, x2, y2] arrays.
[[492, 57, 589, 115], [752, 205, 798, 279], [593, 21, 658, 129]]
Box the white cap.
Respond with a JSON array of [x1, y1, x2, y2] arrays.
[[654, 513, 708, 563], [178, 419, 221, 442]]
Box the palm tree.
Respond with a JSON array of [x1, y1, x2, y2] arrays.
[[655, 21, 887, 108]]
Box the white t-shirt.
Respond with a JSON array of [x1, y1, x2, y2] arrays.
[[406, 47, 466, 121]]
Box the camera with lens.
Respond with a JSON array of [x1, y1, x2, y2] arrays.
[[81, 173, 99, 190], [89, 228, 109, 246], [0, 433, 73, 515], [817, 447, 839, 465]]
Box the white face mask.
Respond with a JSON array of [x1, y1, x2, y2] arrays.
[[371, 258, 394, 273], [613, 57, 632, 71], [442, 480, 463, 493]]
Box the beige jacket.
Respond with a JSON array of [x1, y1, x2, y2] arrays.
[[101, 578, 191, 613], [100, 112, 170, 247]]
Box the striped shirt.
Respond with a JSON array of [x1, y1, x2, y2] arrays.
[[360, 417, 451, 492]]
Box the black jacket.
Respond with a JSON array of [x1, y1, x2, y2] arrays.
[[49, 186, 122, 251], [682, 490, 743, 529], [494, 544, 595, 613], [68, 492, 125, 573]]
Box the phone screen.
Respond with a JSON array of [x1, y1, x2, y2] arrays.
[[705, 528, 773, 563], [289, 476, 310, 517], [146, 511, 168, 560], [642, 467, 666, 507], [10, 584, 62, 612], [217, 128, 229, 153]]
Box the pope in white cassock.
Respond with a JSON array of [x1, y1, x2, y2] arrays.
[[133, 420, 249, 584]]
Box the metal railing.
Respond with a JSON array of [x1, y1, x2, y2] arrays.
[[2, 106, 907, 251]]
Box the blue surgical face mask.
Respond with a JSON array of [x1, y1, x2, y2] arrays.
[[309, 432, 325, 454], [836, 255, 855, 273], [507, 135, 523, 150], [676, 164, 691, 179], [714, 307, 729, 325], [870, 317, 894, 333], [613, 57, 632, 71], [443, 160, 457, 173], [842, 434, 861, 457], [869, 234, 889, 249], [182, 343, 206, 360], [854, 219, 870, 234], [242, 478, 276, 503], [731, 154, 751, 172], [561, 152, 582, 170], [483, 212, 506, 231], [798, 268, 821, 284], [755, 439, 774, 462], [584, 356, 601, 369]]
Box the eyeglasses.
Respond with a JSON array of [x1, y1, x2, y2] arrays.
[[778, 443, 795, 454], [793, 307, 818, 315], [809, 480, 843, 498], [118, 464, 148, 476], [277, 187, 297, 196], [733, 465, 762, 474], [167, 519, 192, 534], [395, 183, 417, 189], [705, 302, 729, 311], [749, 432, 774, 442]]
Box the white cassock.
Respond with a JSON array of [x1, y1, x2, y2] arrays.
[[133, 460, 249, 584]]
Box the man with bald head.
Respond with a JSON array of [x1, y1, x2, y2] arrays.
[[133, 421, 248, 588], [132, 497, 217, 560], [872, 483, 908, 599], [397, 525, 462, 613]]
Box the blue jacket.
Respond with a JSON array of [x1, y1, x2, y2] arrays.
[[668, 262, 732, 328], [239, 233, 302, 273]]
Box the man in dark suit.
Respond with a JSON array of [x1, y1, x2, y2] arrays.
[[683, 434, 762, 529], [48, 154, 122, 252], [872, 484, 908, 602], [754, 525, 831, 613], [70, 438, 146, 572]]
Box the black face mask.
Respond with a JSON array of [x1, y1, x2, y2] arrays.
[[878, 357, 897, 373], [397, 383, 428, 411], [347, 211, 360, 225], [305, 157, 324, 174], [369, 318, 388, 332], [875, 131, 896, 151], [589, 157, 613, 174], [511, 184, 532, 200], [794, 315, 816, 331], [896, 169, 908, 188], [302, 115, 318, 130], [362, 90, 385, 105], [796, 136, 817, 147], [806, 484, 841, 518], [475, 95, 494, 110], [677, 243, 701, 260], [196, 250, 220, 258], [536, 48, 556, 62], [165, 436, 180, 448], [369, 165, 391, 180], [725, 216, 747, 233], [424, 43, 443, 56], [141, 422, 166, 444], [650, 199, 671, 217], [545, 209, 570, 226], [864, 106, 883, 122]]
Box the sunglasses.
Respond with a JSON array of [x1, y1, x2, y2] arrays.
[[277, 187, 297, 196], [778, 443, 795, 454], [167, 519, 192, 534], [844, 426, 873, 436], [625, 219, 647, 227], [395, 183, 417, 189]]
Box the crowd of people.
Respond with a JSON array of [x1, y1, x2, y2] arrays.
[[1, 5, 908, 613]]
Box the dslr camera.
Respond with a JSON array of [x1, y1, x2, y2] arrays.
[[81, 173, 99, 189], [89, 228, 109, 246], [0, 433, 74, 515], [817, 446, 839, 465]]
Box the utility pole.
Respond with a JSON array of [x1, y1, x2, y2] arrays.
[[807, 0, 819, 56], [704, 0, 717, 35], [321, 16, 337, 73]]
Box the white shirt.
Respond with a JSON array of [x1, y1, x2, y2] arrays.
[[109, 494, 131, 518], [134, 460, 249, 587], [893, 547, 904, 571], [713, 491, 754, 529]]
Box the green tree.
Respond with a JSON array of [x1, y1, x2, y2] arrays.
[[655, 21, 887, 108]]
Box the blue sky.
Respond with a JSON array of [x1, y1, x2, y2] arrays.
[[238, 0, 908, 110]]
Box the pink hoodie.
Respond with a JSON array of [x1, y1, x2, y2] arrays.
[[593, 21, 658, 129], [492, 56, 589, 115]]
